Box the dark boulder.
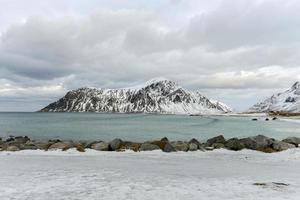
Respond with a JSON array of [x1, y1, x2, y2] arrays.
[[149, 140, 175, 152], [272, 141, 296, 151], [206, 135, 226, 146], [0, 143, 8, 151], [189, 138, 201, 147], [77, 140, 89, 148], [91, 142, 109, 151], [14, 136, 30, 144], [239, 138, 256, 149], [188, 143, 198, 151], [189, 138, 205, 151], [239, 135, 275, 150], [5, 137, 31, 149], [17, 140, 38, 150], [48, 142, 72, 151], [282, 137, 300, 147], [22, 145, 38, 150], [7, 145, 20, 151], [225, 138, 245, 151], [20, 141, 38, 150], [6, 137, 15, 143], [163, 143, 176, 152], [171, 141, 189, 151], [85, 141, 102, 149], [257, 147, 276, 153], [74, 143, 85, 152], [34, 142, 50, 150], [139, 143, 160, 151], [151, 140, 167, 150], [109, 138, 123, 151], [212, 143, 225, 149]]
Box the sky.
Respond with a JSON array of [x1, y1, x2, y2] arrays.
[[1, 0, 300, 112]]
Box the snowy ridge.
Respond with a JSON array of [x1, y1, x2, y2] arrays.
[[40, 78, 232, 114], [249, 82, 300, 113], [210, 99, 233, 113]]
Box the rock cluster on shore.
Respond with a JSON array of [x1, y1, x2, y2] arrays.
[[0, 135, 299, 153]]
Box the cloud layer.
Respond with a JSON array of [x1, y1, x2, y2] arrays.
[[1, 0, 300, 111]]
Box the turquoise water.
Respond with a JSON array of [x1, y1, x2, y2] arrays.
[[0, 112, 299, 142]]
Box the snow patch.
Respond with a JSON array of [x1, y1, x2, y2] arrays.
[[0, 149, 300, 200]]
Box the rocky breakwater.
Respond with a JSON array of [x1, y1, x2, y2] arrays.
[[0, 135, 299, 153]]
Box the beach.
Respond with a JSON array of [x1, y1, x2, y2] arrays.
[[0, 149, 300, 200]]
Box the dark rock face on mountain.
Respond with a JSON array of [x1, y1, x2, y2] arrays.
[[40, 78, 232, 114], [249, 82, 300, 113]]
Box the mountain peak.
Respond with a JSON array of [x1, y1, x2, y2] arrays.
[[40, 78, 231, 114], [291, 81, 300, 90], [144, 77, 175, 86], [249, 81, 300, 113], [126, 77, 177, 90]]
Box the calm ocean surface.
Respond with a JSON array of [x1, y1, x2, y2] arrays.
[[0, 112, 299, 142]]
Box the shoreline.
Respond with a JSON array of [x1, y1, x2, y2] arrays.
[[1, 135, 299, 154], [1, 147, 300, 157]]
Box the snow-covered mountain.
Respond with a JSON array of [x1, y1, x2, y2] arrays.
[[40, 78, 232, 114], [248, 82, 300, 113]]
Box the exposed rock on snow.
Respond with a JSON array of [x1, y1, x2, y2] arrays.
[[171, 141, 189, 152], [211, 143, 225, 149], [1, 135, 299, 153], [188, 143, 198, 151], [249, 81, 300, 113], [239, 135, 275, 151], [282, 137, 300, 147], [48, 142, 71, 151], [206, 135, 226, 146], [6, 145, 20, 151], [272, 141, 295, 151], [225, 138, 245, 151], [109, 138, 123, 151], [40, 78, 232, 114], [91, 142, 109, 151], [163, 143, 176, 152]]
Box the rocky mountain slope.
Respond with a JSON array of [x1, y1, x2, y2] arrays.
[[248, 82, 300, 113], [40, 78, 232, 114]]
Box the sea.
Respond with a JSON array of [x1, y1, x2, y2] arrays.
[[0, 112, 299, 142]]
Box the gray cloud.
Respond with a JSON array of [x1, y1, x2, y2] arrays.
[[186, 0, 300, 50], [0, 0, 300, 111]]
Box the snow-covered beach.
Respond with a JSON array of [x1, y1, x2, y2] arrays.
[[1, 149, 300, 200]]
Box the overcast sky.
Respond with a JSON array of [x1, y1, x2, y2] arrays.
[[1, 0, 300, 111]]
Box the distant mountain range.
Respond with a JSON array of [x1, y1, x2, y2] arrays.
[[40, 78, 232, 114], [249, 82, 300, 113]]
